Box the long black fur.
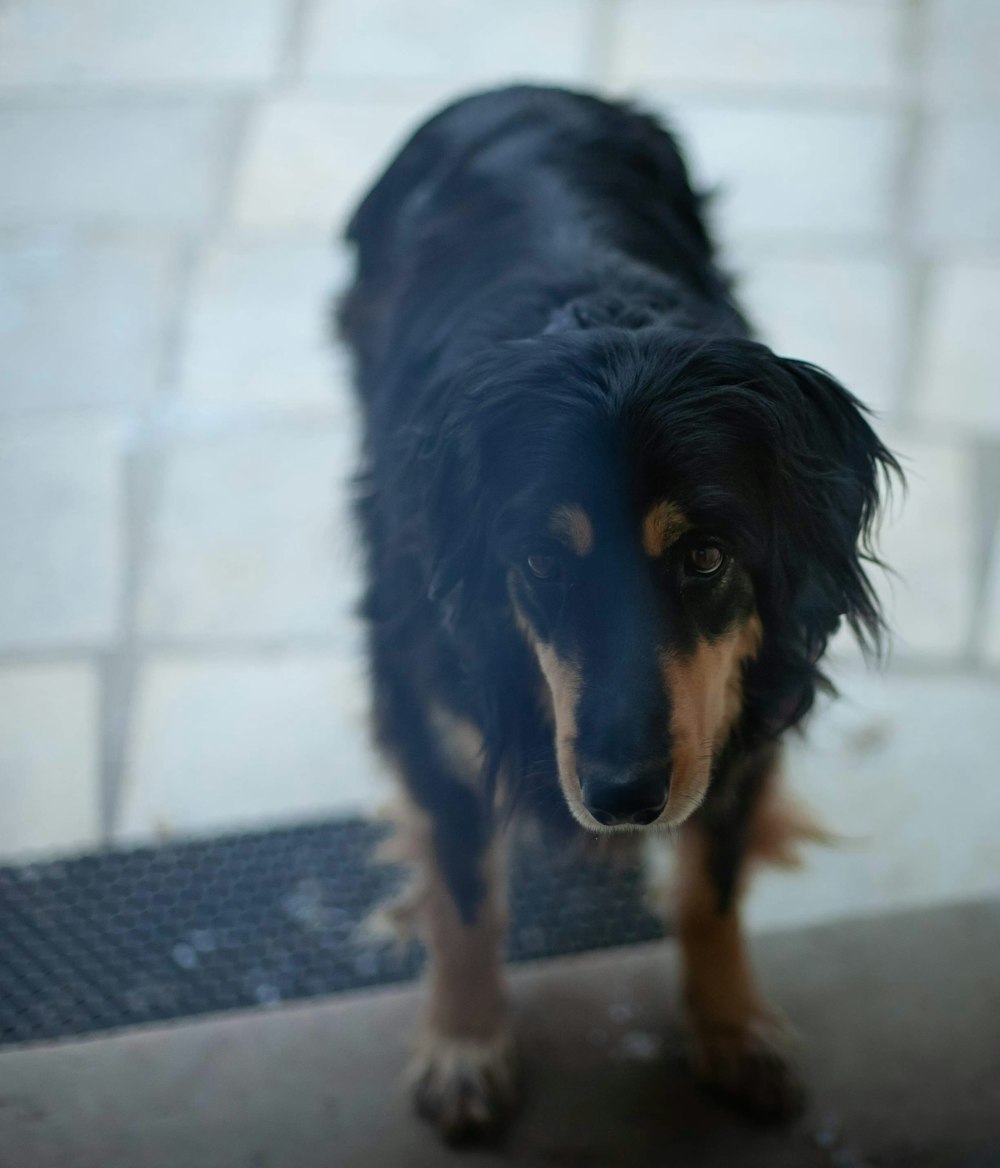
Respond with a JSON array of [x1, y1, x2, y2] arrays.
[[338, 86, 898, 922]]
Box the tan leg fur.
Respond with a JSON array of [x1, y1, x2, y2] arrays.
[[670, 771, 813, 1120], [379, 797, 515, 1141]]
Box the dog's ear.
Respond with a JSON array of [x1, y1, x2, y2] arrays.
[[761, 355, 900, 661], [421, 416, 482, 611], [419, 349, 550, 622]]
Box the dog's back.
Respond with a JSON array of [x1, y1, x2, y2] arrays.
[[340, 86, 742, 393]]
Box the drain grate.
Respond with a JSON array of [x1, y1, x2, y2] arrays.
[[0, 818, 664, 1046]]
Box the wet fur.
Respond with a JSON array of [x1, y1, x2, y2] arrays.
[[338, 86, 897, 1138]]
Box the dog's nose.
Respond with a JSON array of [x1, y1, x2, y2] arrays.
[[580, 761, 669, 827]]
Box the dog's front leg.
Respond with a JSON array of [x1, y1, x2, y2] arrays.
[[394, 801, 513, 1142], [673, 819, 805, 1120]]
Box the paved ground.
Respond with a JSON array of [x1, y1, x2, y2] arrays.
[[2, 899, 998, 1168], [1, 1, 1000, 930]]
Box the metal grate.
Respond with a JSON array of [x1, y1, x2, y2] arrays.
[[0, 818, 663, 1046]]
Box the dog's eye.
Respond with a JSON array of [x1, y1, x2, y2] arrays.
[[525, 551, 561, 581], [686, 545, 725, 576]]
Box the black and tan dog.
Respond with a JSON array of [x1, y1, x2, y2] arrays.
[[339, 86, 897, 1141]]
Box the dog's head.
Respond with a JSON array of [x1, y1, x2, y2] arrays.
[[421, 330, 897, 833]]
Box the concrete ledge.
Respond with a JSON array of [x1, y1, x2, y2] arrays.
[[2, 899, 998, 1168]]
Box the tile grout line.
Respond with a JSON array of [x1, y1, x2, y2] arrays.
[[1, 638, 990, 680], [890, 0, 928, 425], [587, 0, 620, 90], [277, 0, 315, 88], [91, 227, 185, 844], [91, 202, 211, 844], [93, 419, 162, 844], [965, 441, 1000, 664], [91, 32, 315, 844], [891, 0, 1000, 668], [92, 85, 252, 843], [12, 69, 1000, 109], [206, 97, 259, 242]]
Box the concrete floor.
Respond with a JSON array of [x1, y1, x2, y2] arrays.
[[1, 900, 998, 1168]]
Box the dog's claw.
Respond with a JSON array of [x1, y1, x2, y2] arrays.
[[690, 1014, 806, 1122], [409, 1030, 516, 1143]]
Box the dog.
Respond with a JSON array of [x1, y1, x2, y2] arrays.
[[338, 85, 897, 1142]]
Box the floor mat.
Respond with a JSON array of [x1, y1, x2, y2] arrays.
[[0, 818, 664, 1045]]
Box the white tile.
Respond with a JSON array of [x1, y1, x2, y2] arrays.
[[0, 233, 174, 413], [0, 662, 101, 859], [922, 0, 1000, 105], [864, 436, 975, 658], [117, 653, 387, 843], [177, 241, 350, 414], [232, 96, 430, 233], [613, 1, 901, 94], [138, 425, 362, 642], [0, 419, 124, 649], [660, 103, 900, 243], [748, 669, 1000, 931], [914, 115, 1000, 249], [0, 101, 235, 227], [738, 253, 905, 415], [0, 0, 286, 88], [299, 0, 593, 85], [914, 263, 1000, 437]]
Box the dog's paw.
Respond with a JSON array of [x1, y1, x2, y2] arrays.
[[409, 1029, 516, 1143], [689, 1013, 806, 1122]]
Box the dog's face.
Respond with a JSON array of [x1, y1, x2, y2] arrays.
[[509, 489, 763, 832], [426, 332, 893, 833]]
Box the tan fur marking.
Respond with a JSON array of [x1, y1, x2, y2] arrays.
[[425, 842, 507, 1042], [675, 822, 765, 1032], [672, 802, 804, 1117], [382, 795, 507, 1041], [534, 642, 587, 819], [513, 605, 594, 828], [746, 764, 833, 871], [660, 615, 763, 826], [550, 504, 594, 557], [641, 500, 690, 558], [428, 702, 485, 788]]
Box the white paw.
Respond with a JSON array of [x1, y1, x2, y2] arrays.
[[409, 1029, 517, 1142]]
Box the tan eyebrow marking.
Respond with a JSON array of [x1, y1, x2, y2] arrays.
[[549, 505, 594, 557], [642, 501, 690, 558]]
